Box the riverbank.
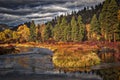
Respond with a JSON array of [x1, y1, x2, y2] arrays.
[[0, 41, 119, 52], [0, 41, 120, 68], [0, 45, 20, 55]]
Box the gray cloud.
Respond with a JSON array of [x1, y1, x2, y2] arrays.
[[0, 0, 104, 26]]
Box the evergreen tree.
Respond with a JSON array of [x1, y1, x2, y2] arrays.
[[90, 14, 101, 39], [71, 16, 79, 41], [118, 10, 120, 21], [109, 0, 119, 41], [99, 0, 119, 42], [36, 24, 41, 42], [43, 22, 52, 41], [117, 10, 120, 41], [58, 17, 68, 41], [77, 15, 86, 41], [99, 0, 110, 41], [64, 23, 71, 42], [53, 24, 60, 41], [53, 17, 62, 41], [29, 21, 37, 42]]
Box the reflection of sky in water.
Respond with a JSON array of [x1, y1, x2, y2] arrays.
[[0, 54, 53, 74]]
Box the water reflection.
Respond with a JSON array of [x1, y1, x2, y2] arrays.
[[97, 47, 116, 63], [0, 47, 54, 74], [54, 65, 120, 80], [95, 67, 120, 80], [0, 47, 120, 80], [17, 57, 30, 68]]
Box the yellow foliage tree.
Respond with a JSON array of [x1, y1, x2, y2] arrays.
[[12, 31, 20, 42], [4, 29, 13, 41], [0, 32, 6, 42], [39, 24, 46, 42], [4, 29, 13, 42], [17, 24, 30, 42]]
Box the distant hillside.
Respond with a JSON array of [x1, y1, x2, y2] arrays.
[[0, 22, 31, 32], [0, 24, 10, 31]]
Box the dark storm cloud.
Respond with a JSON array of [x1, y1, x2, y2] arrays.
[[0, 0, 104, 26]]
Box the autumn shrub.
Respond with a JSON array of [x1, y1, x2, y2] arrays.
[[53, 50, 101, 68]]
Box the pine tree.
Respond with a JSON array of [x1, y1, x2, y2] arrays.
[[36, 24, 41, 42], [29, 21, 37, 42], [77, 15, 86, 41], [59, 17, 68, 41], [71, 16, 79, 42], [43, 22, 52, 41], [108, 0, 119, 42], [53, 17, 62, 41], [64, 23, 71, 42], [99, 0, 119, 42], [90, 14, 101, 40], [116, 10, 120, 41], [53, 24, 60, 41], [99, 0, 110, 41], [118, 10, 120, 21]]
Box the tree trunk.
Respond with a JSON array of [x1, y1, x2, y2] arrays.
[[108, 34, 112, 42], [108, 35, 111, 42], [104, 33, 107, 41], [113, 33, 116, 42]]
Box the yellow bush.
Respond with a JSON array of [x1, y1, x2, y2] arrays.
[[53, 50, 100, 68]]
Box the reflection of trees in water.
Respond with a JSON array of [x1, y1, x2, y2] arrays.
[[56, 67, 92, 73], [5, 58, 13, 64], [98, 52, 115, 63], [17, 57, 30, 68], [95, 67, 120, 80], [97, 48, 116, 63], [30, 56, 36, 73], [17, 56, 36, 73], [56, 65, 120, 80]]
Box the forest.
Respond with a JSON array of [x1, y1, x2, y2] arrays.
[[0, 1, 120, 79], [0, 0, 120, 44]]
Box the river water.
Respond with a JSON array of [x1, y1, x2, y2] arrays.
[[0, 47, 120, 80]]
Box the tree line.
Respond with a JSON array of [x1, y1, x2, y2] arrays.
[[42, 0, 120, 42], [0, 0, 120, 43]]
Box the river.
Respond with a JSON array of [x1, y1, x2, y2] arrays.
[[0, 47, 120, 80]]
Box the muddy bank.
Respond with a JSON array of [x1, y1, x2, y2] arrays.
[[0, 46, 20, 55]]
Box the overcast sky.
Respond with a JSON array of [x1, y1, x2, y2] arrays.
[[0, 0, 104, 26]]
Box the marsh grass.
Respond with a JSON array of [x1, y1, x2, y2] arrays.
[[53, 50, 101, 68]]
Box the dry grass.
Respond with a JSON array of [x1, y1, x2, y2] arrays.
[[53, 50, 100, 68], [0, 41, 119, 68]]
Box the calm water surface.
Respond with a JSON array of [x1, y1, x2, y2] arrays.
[[0, 47, 120, 80]]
